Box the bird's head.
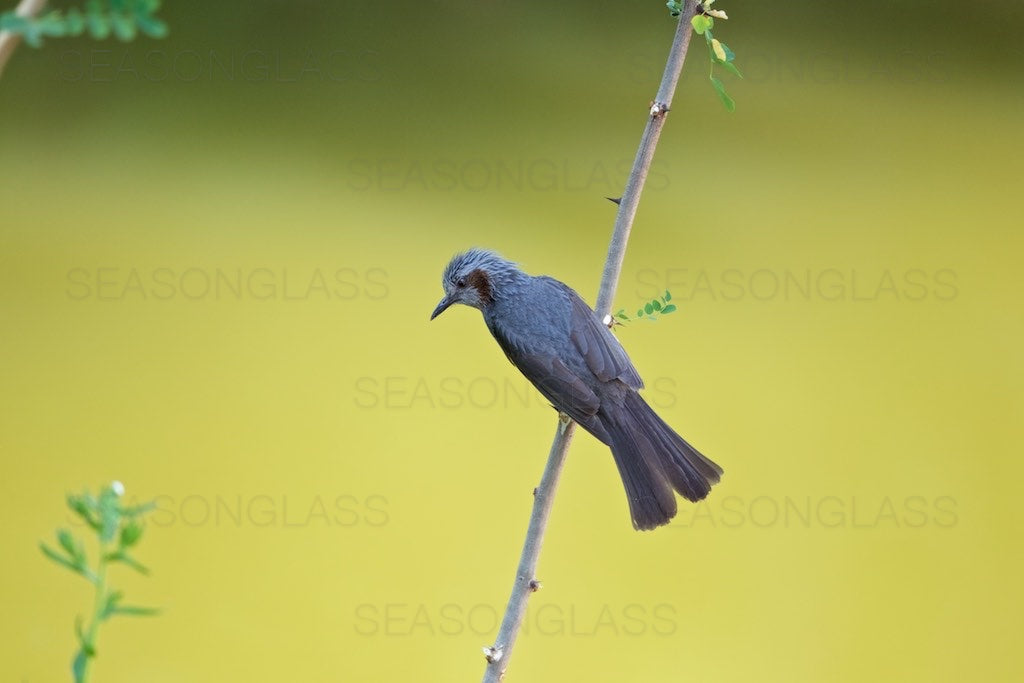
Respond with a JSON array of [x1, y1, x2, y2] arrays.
[[430, 248, 522, 319]]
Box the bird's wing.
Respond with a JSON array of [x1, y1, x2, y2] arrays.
[[488, 320, 602, 424], [562, 284, 644, 390]]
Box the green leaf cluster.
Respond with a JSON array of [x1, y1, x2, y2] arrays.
[[690, 2, 742, 111], [0, 0, 167, 48], [40, 482, 159, 683], [615, 290, 678, 324], [665, 1, 741, 110]]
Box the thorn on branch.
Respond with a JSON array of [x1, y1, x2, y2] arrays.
[[528, 579, 542, 592], [483, 645, 504, 663]]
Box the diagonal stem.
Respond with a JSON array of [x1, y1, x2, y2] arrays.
[[595, 1, 698, 317], [481, 3, 700, 681], [481, 420, 576, 675]]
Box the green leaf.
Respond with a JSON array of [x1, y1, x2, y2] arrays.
[[22, 23, 43, 48], [86, 10, 111, 40], [718, 60, 743, 79], [72, 648, 89, 683], [636, 309, 643, 318], [104, 551, 150, 575], [41, 542, 97, 582], [644, 302, 654, 315], [665, 0, 682, 17], [134, 13, 168, 39], [717, 40, 736, 62], [97, 486, 121, 542], [119, 500, 157, 517], [661, 304, 678, 314], [710, 76, 735, 112], [67, 494, 100, 531], [101, 590, 125, 620], [57, 528, 77, 557], [120, 519, 144, 548], [109, 604, 160, 617], [65, 8, 86, 35], [664, 290, 672, 302], [650, 299, 663, 312], [711, 38, 727, 62], [110, 12, 136, 41], [100, 591, 157, 620], [691, 15, 713, 35], [75, 615, 93, 653], [40, 542, 78, 573]]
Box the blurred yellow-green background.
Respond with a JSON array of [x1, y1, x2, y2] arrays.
[[2, 1, 1022, 681]]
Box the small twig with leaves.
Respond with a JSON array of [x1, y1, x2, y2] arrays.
[[0, 0, 166, 78], [614, 290, 678, 324], [668, 0, 741, 110], [40, 481, 159, 683]]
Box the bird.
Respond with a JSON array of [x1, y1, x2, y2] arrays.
[[430, 248, 723, 530]]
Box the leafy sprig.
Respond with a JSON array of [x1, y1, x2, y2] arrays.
[[614, 290, 677, 324], [40, 482, 159, 683], [667, 0, 741, 111], [0, 0, 167, 48]]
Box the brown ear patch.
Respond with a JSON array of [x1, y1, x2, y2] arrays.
[[466, 268, 494, 305]]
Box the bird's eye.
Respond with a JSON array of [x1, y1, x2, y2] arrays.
[[456, 278, 466, 288]]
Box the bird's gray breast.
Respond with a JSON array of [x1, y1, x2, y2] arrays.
[[485, 277, 573, 355]]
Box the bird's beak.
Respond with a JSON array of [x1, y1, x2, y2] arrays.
[[430, 295, 456, 320]]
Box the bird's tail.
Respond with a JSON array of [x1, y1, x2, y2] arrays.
[[603, 391, 723, 531]]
